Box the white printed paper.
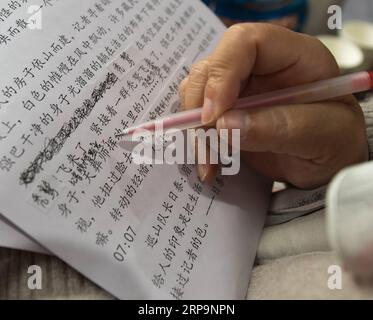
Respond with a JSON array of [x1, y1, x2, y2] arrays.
[[0, 0, 272, 299]]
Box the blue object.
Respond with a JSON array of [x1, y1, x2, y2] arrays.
[[202, 0, 308, 31]]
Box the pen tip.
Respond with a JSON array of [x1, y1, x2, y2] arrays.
[[115, 129, 130, 139]]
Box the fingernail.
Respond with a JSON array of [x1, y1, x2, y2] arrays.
[[217, 113, 250, 137], [201, 97, 214, 125], [197, 164, 208, 182]]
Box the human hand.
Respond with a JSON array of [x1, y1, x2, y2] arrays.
[[179, 23, 369, 189]]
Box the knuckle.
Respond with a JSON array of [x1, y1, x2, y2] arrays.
[[207, 62, 227, 83], [227, 23, 264, 44], [207, 23, 259, 82], [189, 61, 209, 84], [178, 78, 188, 94], [304, 35, 340, 77], [190, 60, 208, 75], [270, 108, 293, 141], [207, 53, 239, 82], [226, 23, 248, 37]]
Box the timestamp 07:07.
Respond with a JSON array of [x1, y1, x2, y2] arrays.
[[113, 225, 137, 262]]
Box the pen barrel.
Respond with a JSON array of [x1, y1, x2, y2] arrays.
[[156, 108, 203, 132], [236, 71, 372, 109], [122, 72, 373, 137]]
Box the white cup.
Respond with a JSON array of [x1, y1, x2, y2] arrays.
[[340, 21, 373, 69], [317, 35, 365, 73]]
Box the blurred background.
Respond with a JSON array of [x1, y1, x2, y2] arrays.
[[202, 0, 373, 75], [202, 0, 373, 34]]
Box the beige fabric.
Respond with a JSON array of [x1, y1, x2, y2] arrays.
[[248, 252, 373, 300], [248, 209, 373, 300], [257, 210, 330, 264]]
